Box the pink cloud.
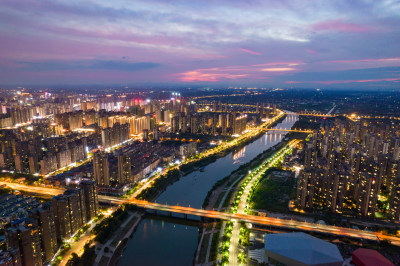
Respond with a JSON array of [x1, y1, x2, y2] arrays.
[[175, 61, 301, 82], [252, 62, 302, 67], [261, 67, 295, 72], [312, 19, 371, 32], [239, 48, 262, 55], [178, 71, 247, 82], [328, 57, 400, 64], [306, 49, 318, 55], [286, 77, 400, 84]]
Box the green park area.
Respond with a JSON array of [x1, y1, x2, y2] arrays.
[[249, 170, 296, 213]]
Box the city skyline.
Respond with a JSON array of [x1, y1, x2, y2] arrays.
[[1, 0, 400, 88], [0, 88, 399, 265]]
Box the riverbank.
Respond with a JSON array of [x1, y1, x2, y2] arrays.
[[196, 121, 302, 265], [223, 140, 298, 265], [201, 141, 287, 211], [195, 142, 292, 265], [107, 213, 143, 266], [93, 209, 143, 266], [202, 129, 304, 212]]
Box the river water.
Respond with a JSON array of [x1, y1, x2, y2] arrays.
[[118, 115, 298, 266]]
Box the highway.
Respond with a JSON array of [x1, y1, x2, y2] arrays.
[[2, 181, 400, 246], [0, 182, 65, 195]]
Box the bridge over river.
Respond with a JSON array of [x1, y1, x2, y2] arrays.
[[99, 196, 400, 246]]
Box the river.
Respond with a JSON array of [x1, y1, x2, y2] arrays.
[[118, 114, 298, 266]]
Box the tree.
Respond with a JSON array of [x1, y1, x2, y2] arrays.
[[66, 253, 79, 266], [238, 252, 246, 264]]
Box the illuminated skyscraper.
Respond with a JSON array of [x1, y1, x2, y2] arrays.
[[233, 113, 247, 135]]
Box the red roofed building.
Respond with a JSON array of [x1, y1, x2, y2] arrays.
[[352, 248, 394, 266]]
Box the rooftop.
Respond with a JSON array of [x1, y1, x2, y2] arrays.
[[264, 232, 343, 266], [352, 248, 394, 266]]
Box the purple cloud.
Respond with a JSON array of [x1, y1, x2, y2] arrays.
[[0, 0, 400, 87], [286, 77, 400, 84], [312, 19, 372, 33], [239, 48, 262, 55]]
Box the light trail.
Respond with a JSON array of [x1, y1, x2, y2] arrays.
[[102, 197, 400, 246]]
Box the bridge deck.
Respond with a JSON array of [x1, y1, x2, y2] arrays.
[[99, 197, 400, 245]]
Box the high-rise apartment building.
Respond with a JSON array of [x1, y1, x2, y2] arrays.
[[93, 151, 110, 186], [79, 180, 99, 221], [84, 110, 96, 126], [296, 168, 315, 209], [117, 153, 132, 184], [28, 203, 58, 262], [63, 189, 86, 233], [233, 114, 247, 135], [294, 116, 400, 219], [52, 195, 71, 241], [6, 220, 42, 266]]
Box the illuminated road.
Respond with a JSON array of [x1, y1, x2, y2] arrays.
[[228, 140, 298, 265], [0, 182, 65, 195], [101, 197, 400, 246], [56, 208, 115, 266], [2, 181, 400, 246], [296, 112, 400, 121]]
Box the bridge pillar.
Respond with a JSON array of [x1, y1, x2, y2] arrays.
[[168, 211, 172, 217], [184, 214, 188, 220]]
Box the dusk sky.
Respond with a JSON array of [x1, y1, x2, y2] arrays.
[[1, 0, 400, 88]]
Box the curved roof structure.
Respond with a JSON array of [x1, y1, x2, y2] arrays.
[[352, 248, 394, 266], [264, 232, 343, 266]]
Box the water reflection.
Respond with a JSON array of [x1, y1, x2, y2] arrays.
[[233, 146, 246, 161], [118, 115, 298, 266]]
